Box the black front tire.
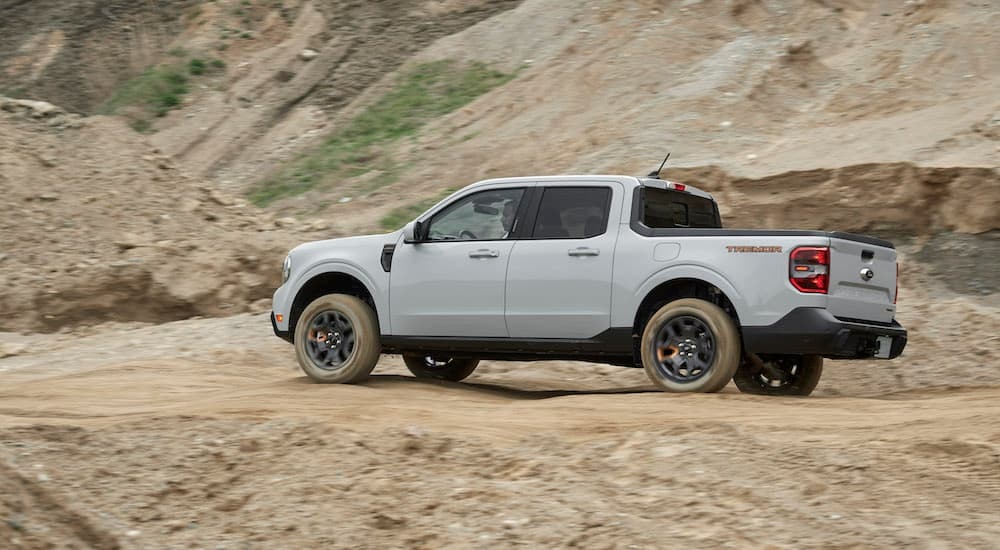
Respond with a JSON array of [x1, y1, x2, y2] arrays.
[[293, 294, 381, 383], [733, 354, 823, 396], [403, 355, 479, 382]]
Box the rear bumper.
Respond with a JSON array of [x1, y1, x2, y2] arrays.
[[271, 312, 293, 343], [742, 307, 907, 359]]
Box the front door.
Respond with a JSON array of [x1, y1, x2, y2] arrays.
[[505, 184, 621, 339], [389, 187, 526, 337]]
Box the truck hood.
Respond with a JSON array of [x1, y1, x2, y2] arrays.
[[289, 232, 400, 260]]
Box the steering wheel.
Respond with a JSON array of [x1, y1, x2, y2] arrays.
[[459, 230, 478, 240]]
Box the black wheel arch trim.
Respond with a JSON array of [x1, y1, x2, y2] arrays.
[[286, 271, 380, 342]]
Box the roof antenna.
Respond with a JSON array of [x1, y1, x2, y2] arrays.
[[648, 153, 670, 179]]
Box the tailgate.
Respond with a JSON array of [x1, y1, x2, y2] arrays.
[[827, 237, 898, 324]]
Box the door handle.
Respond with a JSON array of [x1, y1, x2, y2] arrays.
[[568, 247, 600, 257], [469, 249, 500, 258]]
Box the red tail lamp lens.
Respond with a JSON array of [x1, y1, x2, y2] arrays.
[[789, 246, 829, 294]]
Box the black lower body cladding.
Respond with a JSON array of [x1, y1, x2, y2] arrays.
[[742, 307, 907, 359]]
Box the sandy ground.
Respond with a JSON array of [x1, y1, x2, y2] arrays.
[[2, 311, 1000, 549]]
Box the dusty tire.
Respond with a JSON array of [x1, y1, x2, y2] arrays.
[[403, 355, 480, 382], [294, 294, 381, 383], [733, 354, 823, 396], [640, 298, 741, 393]]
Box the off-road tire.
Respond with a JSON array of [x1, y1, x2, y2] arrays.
[[640, 298, 741, 393], [733, 354, 823, 396], [294, 294, 381, 383], [403, 355, 480, 382]]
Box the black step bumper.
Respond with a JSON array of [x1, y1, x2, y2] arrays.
[[742, 307, 907, 359]]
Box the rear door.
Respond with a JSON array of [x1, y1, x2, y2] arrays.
[[826, 237, 898, 324], [504, 183, 622, 338]]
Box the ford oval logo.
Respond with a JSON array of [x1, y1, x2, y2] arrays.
[[860, 268, 875, 281]]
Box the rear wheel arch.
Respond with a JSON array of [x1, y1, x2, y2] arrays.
[[289, 272, 378, 341], [632, 278, 742, 363]]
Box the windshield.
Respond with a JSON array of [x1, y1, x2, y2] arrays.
[[641, 187, 721, 229]]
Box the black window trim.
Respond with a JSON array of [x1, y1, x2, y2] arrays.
[[422, 186, 532, 243], [519, 185, 614, 241]]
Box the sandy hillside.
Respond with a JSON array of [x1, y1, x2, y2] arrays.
[[0, 99, 310, 333], [211, 0, 999, 234], [0, 0, 999, 548]]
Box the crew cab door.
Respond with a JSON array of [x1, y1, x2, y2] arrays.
[[389, 186, 528, 337], [504, 183, 622, 338]]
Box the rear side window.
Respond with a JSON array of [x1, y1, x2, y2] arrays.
[[531, 187, 612, 239], [642, 187, 721, 228]]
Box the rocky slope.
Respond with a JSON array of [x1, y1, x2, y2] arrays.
[[0, 98, 307, 332]]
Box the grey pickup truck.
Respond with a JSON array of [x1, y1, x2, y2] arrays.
[[271, 174, 906, 395]]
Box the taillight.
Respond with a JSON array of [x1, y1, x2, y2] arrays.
[[789, 246, 829, 294], [894, 261, 899, 304]]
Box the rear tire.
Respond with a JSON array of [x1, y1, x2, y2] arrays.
[[733, 354, 823, 396], [403, 355, 479, 382], [294, 294, 381, 383], [640, 298, 741, 393]]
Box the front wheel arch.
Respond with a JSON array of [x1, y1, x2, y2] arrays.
[[289, 272, 378, 342]]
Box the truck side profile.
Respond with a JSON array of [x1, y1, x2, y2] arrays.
[[271, 175, 907, 395]]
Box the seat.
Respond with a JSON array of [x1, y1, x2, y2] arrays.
[[535, 207, 569, 238], [583, 215, 604, 237]]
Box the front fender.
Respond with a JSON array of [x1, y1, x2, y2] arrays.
[[272, 260, 388, 333]]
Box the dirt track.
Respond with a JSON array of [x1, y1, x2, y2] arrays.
[[2, 314, 1000, 548]]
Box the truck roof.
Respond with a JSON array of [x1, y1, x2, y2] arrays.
[[634, 176, 715, 200], [467, 175, 716, 200]]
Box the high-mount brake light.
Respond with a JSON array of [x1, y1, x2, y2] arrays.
[[669, 183, 687, 192], [789, 246, 829, 294]]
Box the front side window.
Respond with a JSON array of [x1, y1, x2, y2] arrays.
[[427, 188, 524, 241], [531, 187, 612, 239]]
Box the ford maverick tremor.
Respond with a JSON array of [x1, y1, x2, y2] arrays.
[[271, 174, 906, 395]]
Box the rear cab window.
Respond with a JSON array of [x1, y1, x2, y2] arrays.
[[641, 187, 721, 229]]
